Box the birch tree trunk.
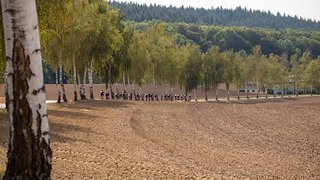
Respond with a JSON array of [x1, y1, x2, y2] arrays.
[[246, 81, 249, 99], [127, 72, 130, 92], [56, 67, 61, 103], [81, 69, 87, 100], [226, 83, 230, 100], [215, 88, 218, 101], [152, 64, 155, 87], [78, 72, 82, 99], [122, 72, 126, 90], [59, 53, 67, 102], [237, 85, 240, 100], [88, 57, 94, 99], [73, 53, 77, 101], [88, 68, 94, 99], [1, 0, 52, 178]]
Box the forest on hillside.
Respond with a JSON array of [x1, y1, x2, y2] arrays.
[[110, 1, 320, 30], [132, 22, 320, 58]]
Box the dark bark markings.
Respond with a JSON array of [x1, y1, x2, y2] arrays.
[[5, 39, 52, 179]]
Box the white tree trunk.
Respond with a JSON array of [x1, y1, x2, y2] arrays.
[[88, 68, 94, 99], [88, 57, 94, 99], [237, 86, 240, 100], [1, 0, 52, 178], [55, 67, 61, 103], [122, 72, 126, 90], [152, 64, 155, 87], [59, 52, 67, 102], [73, 53, 77, 101], [82, 69, 87, 100], [78, 72, 82, 99], [215, 88, 218, 101]]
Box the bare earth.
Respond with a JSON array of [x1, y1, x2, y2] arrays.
[[1, 96, 320, 179]]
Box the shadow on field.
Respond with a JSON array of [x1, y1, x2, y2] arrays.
[[206, 97, 298, 105], [49, 109, 97, 119], [51, 100, 133, 110], [0, 110, 8, 149], [50, 121, 92, 144]]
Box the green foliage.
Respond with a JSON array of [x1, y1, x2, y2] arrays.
[[179, 45, 203, 94], [110, 1, 320, 30], [304, 57, 320, 89]]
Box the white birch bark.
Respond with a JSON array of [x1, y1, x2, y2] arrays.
[[73, 52, 77, 101], [215, 88, 218, 101], [82, 69, 87, 99], [78, 72, 82, 99], [1, 0, 52, 178], [88, 68, 93, 99], [56, 67, 61, 103], [59, 52, 67, 102], [88, 56, 94, 99], [123, 72, 126, 90]]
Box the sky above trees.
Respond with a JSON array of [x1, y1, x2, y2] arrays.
[[114, 0, 320, 21]]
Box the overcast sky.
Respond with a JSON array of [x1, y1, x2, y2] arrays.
[[114, 0, 320, 21]]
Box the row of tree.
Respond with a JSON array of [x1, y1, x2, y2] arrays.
[[1, 0, 320, 103]]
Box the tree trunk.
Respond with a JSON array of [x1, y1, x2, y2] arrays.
[[88, 68, 93, 99], [59, 52, 67, 102], [265, 87, 268, 98], [127, 72, 130, 92], [89, 57, 94, 99], [81, 69, 87, 100], [256, 80, 259, 98], [246, 81, 249, 99], [73, 52, 77, 101], [123, 72, 126, 90], [105, 67, 109, 90], [215, 88, 218, 101], [152, 64, 155, 87], [226, 83, 230, 100], [56, 68, 61, 103], [1, 0, 52, 178], [78, 72, 82, 99]]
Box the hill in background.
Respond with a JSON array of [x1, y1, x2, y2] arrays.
[[110, 1, 320, 31]]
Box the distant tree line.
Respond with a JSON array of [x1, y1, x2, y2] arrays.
[[110, 1, 320, 31], [119, 22, 320, 98]]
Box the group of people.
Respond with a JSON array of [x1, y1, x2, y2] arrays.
[[100, 89, 192, 101]]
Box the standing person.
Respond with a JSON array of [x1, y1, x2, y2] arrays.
[[100, 90, 104, 100], [105, 90, 109, 100]]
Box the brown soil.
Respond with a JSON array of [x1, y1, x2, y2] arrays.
[[1, 97, 320, 179]]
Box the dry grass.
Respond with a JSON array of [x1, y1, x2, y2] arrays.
[[1, 97, 320, 179]]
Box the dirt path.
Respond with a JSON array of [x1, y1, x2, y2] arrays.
[[1, 97, 320, 179]]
